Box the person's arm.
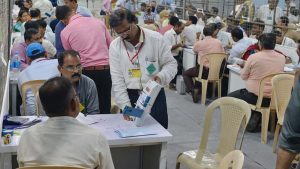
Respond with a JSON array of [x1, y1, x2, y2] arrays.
[[276, 77, 300, 169], [240, 56, 252, 80], [156, 35, 178, 86], [61, 31, 72, 50], [228, 46, 241, 64], [85, 79, 100, 114], [97, 137, 115, 169], [109, 42, 132, 110], [55, 23, 65, 56], [42, 40, 57, 58], [102, 21, 112, 46]]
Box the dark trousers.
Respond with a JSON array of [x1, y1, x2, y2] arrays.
[[228, 89, 271, 131], [171, 54, 183, 84], [127, 89, 168, 129], [82, 69, 112, 114], [228, 89, 271, 107], [182, 65, 213, 96]]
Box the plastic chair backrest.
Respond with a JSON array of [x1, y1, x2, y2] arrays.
[[272, 74, 294, 124], [20, 80, 45, 116], [218, 150, 244, 169], [198, 53, 227, 81], [18, 166, 86, 169], [196, 97, 251, 161]]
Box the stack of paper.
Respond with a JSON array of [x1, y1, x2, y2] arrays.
[[114, 127, 157, 138]]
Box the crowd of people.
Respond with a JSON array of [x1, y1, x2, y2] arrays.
[[9, 0, 300, 168]]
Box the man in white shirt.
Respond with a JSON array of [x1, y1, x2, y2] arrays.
[[164, 20, 185, 89], [18, 43, 60, 115], [32, 0, 54, 18], [17, 77, 115, 169], [109, 9, 177, 129], [64, 0, 93, 17], [228, 27, 252, 64], [181, 15, 202, 46], [256, 0, 283, 33], [195, 8, 205, 26], [273, 29, 297, 48], [207, 7, 222, 24]]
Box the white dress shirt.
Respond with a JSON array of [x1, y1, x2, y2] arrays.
[[163, 28, 182, 56], [32, 0, 54, 18], [282, 37, 297, 48], [228, 37, 253, 64], [18, 58, 60, 115], [109, 27, 177, 109], [256, 4, 283, 33], [17, 116, 115, 169], [181, 24, 202, 46]]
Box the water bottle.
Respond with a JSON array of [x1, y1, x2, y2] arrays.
[[10, 51, 21, 80]]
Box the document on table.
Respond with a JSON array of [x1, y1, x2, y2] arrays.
[[114, 127, 157, 138], [76, 113, 99, 125]]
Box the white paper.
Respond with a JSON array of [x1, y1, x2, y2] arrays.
[[76, 113, 99, 125]]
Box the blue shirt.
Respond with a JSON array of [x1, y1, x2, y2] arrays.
[[55, 21, 66, 57]]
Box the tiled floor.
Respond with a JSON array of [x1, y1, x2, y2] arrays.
[[165, 89, 276, 169], [76, 1, 277, 168]]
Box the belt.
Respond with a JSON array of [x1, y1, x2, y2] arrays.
[[83, 65, 110, 70]]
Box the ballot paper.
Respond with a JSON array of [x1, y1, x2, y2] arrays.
[[76, 113, 99, 125], [114, 127, 157, 138]]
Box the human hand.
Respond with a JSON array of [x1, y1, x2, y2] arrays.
[[123, 114, 134, 121], [153, 75, 161, 84]]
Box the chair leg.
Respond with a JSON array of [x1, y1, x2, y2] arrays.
[[218, 80, 221, 98], [201, 80, 208, 105], [261, 108, 271, 144], [272, 124, 281, 153], [212, 82, 216, 98]]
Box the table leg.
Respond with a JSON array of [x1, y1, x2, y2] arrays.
[[12, 83, 17, 116], [159, 142, 167, 169], [0, 153, 12, 169]]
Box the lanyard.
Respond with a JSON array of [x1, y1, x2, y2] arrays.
[[123, 29, 145, 64]]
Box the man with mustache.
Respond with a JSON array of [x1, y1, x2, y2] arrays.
[[58, 50, 99, 115]]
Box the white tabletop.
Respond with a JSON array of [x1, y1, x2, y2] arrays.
[[0, 114, 173, 153]]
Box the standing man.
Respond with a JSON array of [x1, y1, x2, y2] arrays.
[[275, 63, 300, 169], [58, 50, 99, 115], [109, 9, 177, 129], [164, 20, 185, 89], [61, 10, 113, 114], [256, 0, 283, 33]]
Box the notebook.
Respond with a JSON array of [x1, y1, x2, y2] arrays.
[[114, 127, 157, 138]]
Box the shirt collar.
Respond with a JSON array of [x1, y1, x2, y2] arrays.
[[30, 57, 48, 64], [171, 28, 177, 35], [69, 14, 82, 23]]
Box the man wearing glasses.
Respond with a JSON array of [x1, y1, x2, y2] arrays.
[[61, 9, 112, 114], [58, 50, 99, 115], [109, 9, 177, 129]]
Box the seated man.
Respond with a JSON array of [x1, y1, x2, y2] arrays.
[[36, 19, 57, 58], [181, 15, 202, 46], [183, 24, 224, 103], [273, 29, 297, 48], [228, 27, 252, 64], [58, 50, 99, 115], [228, 33, 286, 132], [277, 16, 300, 42], [17, 77, 114, 169], [11, 28, 42, 70], [249, 19, 265, 39], [18, 42, 60, 115]]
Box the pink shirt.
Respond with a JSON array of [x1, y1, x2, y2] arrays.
[[61, 14, 112, 67], [11, 42, 29, 71], [158, 25, 173, 35], [241, 50, 286, 97], [193, 36, 224, 67]]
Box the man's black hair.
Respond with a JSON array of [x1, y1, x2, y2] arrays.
[[29, 8, 41, 18], [39, 77, 75, 117], [259, 33, 276, 50], [36, 19, 47, 29], [24, 21, 39, 31], [109, 9, 136, 28], [231, 27, 244, 41], [169, 16, 179, 26], [189, 15, 198, 25], [58, 50, 81, 66], [24, 28, 39, 41], [203, 24, 215, 36], [56, 5, 72, 21]]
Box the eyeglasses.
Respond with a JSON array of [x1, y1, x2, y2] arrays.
[[63, 65, 82, 72], [115, 24, 132, 37]]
